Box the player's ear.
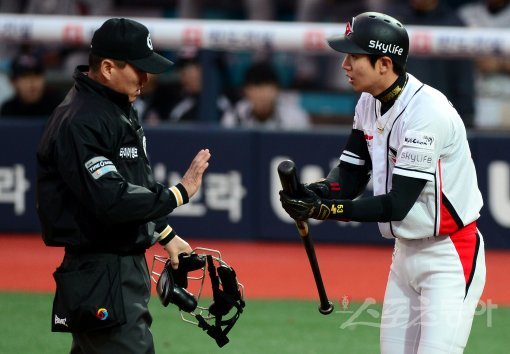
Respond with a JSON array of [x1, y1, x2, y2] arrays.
[[378, 56, 393, 74]]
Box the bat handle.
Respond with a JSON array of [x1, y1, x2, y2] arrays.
[[295, 220, 309, 237]]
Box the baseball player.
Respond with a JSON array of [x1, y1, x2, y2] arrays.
[[280, 12, 486, 354]]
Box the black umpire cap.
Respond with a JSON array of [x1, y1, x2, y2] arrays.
[[91, 18, 173, 74], [328, 12, 409, 67]]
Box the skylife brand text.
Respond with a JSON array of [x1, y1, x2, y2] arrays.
[[368, 40, 403, 56]]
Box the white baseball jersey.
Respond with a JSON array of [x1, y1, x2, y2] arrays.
[[341, 74, 483, 239]]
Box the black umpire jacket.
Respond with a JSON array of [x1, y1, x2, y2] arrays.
[[36, 66, 187, 254]]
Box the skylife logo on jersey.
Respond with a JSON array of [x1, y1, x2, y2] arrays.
[[399, 149, 433, 168], [368, 40, 404, 56]]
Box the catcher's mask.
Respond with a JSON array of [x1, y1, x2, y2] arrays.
[[151, 247, 245, 347]]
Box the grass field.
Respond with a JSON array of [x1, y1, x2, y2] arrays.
[[1, 292, 508, 354]]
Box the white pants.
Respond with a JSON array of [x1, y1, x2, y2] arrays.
[[380, 227, 486, 354]]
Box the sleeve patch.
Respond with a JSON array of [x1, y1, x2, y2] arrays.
[[398, 148, 434, 168], [403, 130, 435, 150], [85, 156, 118, 180]]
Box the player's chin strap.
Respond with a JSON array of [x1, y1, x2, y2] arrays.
[[196, 255, 245, 348]]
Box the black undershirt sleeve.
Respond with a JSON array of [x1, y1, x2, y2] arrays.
[[327, 162, 371, 200], [326, 129, 372, 200], [329, 174, 427, 222]]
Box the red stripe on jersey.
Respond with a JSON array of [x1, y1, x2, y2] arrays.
[[439, 199, 458, 234], [438, 160, 458, 234], [450, 221, 477, 286]]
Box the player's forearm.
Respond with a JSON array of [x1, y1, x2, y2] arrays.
[[310, 162, 370, 200], [323, 174, 426, 222]]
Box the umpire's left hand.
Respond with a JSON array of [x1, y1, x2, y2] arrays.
[[164, 236, 193, 270]]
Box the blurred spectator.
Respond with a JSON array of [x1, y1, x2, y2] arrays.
[[0, 1, 117, 115], [0, 68, 14, 108], [176, 0, 371, 90], [458, 0, 510, 128], [132, 73, 170, 125], [5, 0, 116, 76], [176, 0, 368, 21], [0, 52, 62, 118], [137, 49, 234, 124], [292, 1, 370, 90], [169, 49, 235, 123], [221, 61, 311, 129], [385, 0, 476, 127], [22, 0, 113, 14], [176, 0, 307, 20]]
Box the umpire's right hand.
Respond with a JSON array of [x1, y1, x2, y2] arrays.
[[180, 149, 211, 198]]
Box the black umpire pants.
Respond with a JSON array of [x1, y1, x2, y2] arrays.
[[66, 252, 155, 354]]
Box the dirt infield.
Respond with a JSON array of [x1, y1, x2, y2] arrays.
[[0, 234, 508, 305]]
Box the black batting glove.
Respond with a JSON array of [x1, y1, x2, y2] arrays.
[[306, 179, 342, 199], [279, 187, 332, 221], [305, 180, 331, 198], [306, 179, 340, 198]]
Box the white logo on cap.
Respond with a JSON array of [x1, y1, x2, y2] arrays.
[[368, 40, 403, 56], [147, 34, 153, 50]]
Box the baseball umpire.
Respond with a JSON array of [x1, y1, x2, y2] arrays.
[[36, 18, 210, 354], [280, 12, 486, 354]]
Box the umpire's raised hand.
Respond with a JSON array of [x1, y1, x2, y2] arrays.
[[180, 149, 211, 198]]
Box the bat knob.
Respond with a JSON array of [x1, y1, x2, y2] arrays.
[[277, 160, 296, 176], [319, 302, 334, 315]]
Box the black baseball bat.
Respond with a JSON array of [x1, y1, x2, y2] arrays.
[[277, 159, 334, 315]]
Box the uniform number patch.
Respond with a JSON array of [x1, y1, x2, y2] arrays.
[[85, 156, 118, 180]]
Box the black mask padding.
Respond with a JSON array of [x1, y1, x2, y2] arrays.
[[172, 253, 206, 288], [197, 256, 245, 348], [208, 265, 241, 317], [157, 261, 198, 312], [218, 266, 241, 300]]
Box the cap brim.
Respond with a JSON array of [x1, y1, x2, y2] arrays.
[[128, 52, 173, 74], [327, 36, 370, 55]]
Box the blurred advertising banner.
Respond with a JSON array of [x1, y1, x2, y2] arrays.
[[0, 121, 508, 248], [1, 15, 510, 57]]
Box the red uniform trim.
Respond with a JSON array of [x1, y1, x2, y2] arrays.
[[450, 221, 479, 296], [439, 199, 458, 234], [438, 160, 461, 234]]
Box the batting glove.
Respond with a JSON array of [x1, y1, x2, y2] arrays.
[[279, 187, 332, 221], [306, 179, 341, 198]]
